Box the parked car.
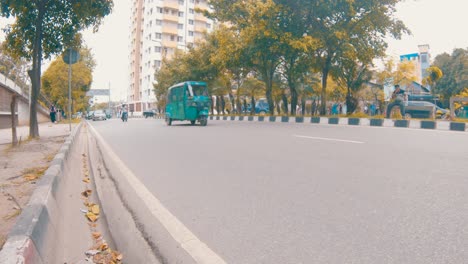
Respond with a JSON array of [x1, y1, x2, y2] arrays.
[[245, 99, 269, 114], [92, 110, 107, 121], [404, 101, 437, 119], [143, 109, 157, 118]]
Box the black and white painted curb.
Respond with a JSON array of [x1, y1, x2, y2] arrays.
[[0, 123, 83, 264], [208, 116, 467, 132]]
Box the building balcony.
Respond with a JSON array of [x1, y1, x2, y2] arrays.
[[194, 24, 207, 33], [194, 1, 209, 10], [162, 14, 179, 22], [161, 26, 178, 35], [163, 1, 179, 10], [194, 13, 207, 22], [162, 40, 178, 48]]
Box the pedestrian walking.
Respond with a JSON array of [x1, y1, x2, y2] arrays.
[[49, 104, 57, 123]]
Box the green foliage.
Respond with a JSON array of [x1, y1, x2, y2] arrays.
[[0, 1, 113, 60], [0, 44, 29, 93], [432, 48, 468, 106], [0, 0, 113, 137]]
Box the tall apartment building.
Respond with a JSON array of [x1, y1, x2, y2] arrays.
[[128, 0, 212, 114]]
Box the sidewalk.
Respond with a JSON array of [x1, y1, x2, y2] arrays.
[[0, 122, 77, 145], [0, 121, 78, 252]]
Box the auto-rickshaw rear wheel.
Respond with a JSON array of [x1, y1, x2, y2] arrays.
[[190, 120, 195, 125], [200, 117, 207, 126], [166, 116, 172, 126]]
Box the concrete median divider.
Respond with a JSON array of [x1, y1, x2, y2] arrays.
[[86, 124, 226, 264], [208, 115, 467, 133], [450, 122, 466, 131], [0, 123, 83, 264], [328, 117, 339, 125]]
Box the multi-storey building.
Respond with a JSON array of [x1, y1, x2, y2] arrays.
[[128, 0, 212, 114], [399, 44, 431, 85]]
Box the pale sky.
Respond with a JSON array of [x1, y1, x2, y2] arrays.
[[1, 0, 467, 101]]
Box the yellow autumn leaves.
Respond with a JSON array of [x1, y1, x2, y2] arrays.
[[81, 152, 123, 264]]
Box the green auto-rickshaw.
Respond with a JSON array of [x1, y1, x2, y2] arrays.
[[165, 81, 210, 126]]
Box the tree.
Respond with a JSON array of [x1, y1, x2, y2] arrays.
[[306, 0, 409, 114], [332, 60, 373, 114], [0, 0, 113, 138], [274, 0, 318, 115], [0, 44, 29, 94], [432, 48, 468, 106], [41, 47, 95, 115], [207, 0, 284, 115], [422, 66, 443, 90]]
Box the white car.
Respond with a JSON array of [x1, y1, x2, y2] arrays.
[[92, 110, 107, 121]]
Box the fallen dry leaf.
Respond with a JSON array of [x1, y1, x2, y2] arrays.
[[84, 171, 89, 177], [92, 232, 102, 240], [82, 153, 87, 157], [90, 204, 100, 215], [23, 174, 39, 181], [81, 190, 92, 198], [83, 177, 90, 183], [98, 242, 109, 251], [86, 212, 99, 222]]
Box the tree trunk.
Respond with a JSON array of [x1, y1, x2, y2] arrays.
[[301, 96, 306, 116], [290, 82, 297, 116], [228, 93, 235, 114], [281, 92, 288, 115], [250, 96, 255, 115], [215, 96, 220, 114], [10, 94, 18, 146], [320, 56, 332, 115], [29, 1, 45, 138]]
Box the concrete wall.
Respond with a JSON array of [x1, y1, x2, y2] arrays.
[[0, 85, 49, 129]]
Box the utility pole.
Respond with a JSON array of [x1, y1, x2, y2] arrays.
[[108, 82, 111, 117]]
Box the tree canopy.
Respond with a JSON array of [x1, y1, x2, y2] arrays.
[[42, 47, 95, 114], [432, 48, 468, 106], [0, 0, 113, 137]]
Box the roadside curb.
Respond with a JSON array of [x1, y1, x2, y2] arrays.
[[209, 116, 467, 132], [0, 122, 83, 264]]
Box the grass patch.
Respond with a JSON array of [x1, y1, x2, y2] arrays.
[[3, 209, 21, 221], [22, 166, 48, 181], [453, 118, 468, 123], [45, 153, 55, 162]]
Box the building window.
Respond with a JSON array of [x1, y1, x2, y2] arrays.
[[178, 23, 184, 29], [189, 19, 194, 25], [188, 31, 194, 36], [178, 0, 184, 4], [155, 46, 161, 52], [170, 35, 176, 41], [156, 19, 162, 25], [189, 8, 194, 14], [206, 23, 211, 28], [421, 54, 427, 64], [178, 36, 183, 42], [178, 11, 184, 17], [155, 33, 162, 39], [154, 60, 161, 68], [157, 7, 163, 13]]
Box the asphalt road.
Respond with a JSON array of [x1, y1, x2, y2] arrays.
[[89, 118, 468, 264]]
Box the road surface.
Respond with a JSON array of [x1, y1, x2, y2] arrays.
[[89, 118, 468, 264]]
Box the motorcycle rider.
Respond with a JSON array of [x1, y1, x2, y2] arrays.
[[121, 104, 128, 122]]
